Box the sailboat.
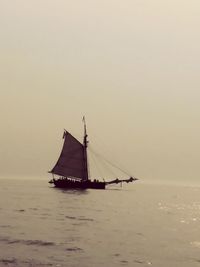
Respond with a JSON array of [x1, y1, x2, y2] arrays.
[[49, 118, 138, 189]]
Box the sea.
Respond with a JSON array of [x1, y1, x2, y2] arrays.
[[0, 179, 200, 267]]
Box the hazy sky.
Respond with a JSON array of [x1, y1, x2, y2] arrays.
[[0, 0, 200, 184]]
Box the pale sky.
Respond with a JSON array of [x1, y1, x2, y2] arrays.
[[0, 0, 200, 184]]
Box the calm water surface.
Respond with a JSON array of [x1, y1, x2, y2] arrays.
[[0, 179, 200, 267]]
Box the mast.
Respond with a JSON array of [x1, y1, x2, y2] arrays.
[[83, 116, 89, 180]]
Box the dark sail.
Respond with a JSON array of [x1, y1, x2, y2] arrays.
[[50, 131, 87, 180]]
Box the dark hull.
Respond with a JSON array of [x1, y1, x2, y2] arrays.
[[50, 179, 106, 190]]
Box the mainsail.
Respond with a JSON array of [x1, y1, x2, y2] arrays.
[[50, 131, 87, 180]]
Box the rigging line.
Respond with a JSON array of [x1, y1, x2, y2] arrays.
[[89, 149, 117, 177], [89, 146, 134, 177], [89, 147, 117, 178], [88, 130, 136, 177], [88, 149, 105, 178]]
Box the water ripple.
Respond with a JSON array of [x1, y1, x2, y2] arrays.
[[65, 215, 94, 221], [65, 247, 83, 252], [0, 237, 55, 246]]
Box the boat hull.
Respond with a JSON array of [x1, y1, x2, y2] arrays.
[[50, 179, 106, 190]]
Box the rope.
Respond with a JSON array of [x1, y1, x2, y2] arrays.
[[88, 149, 105, 178], [89, 146, 133, 177]]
